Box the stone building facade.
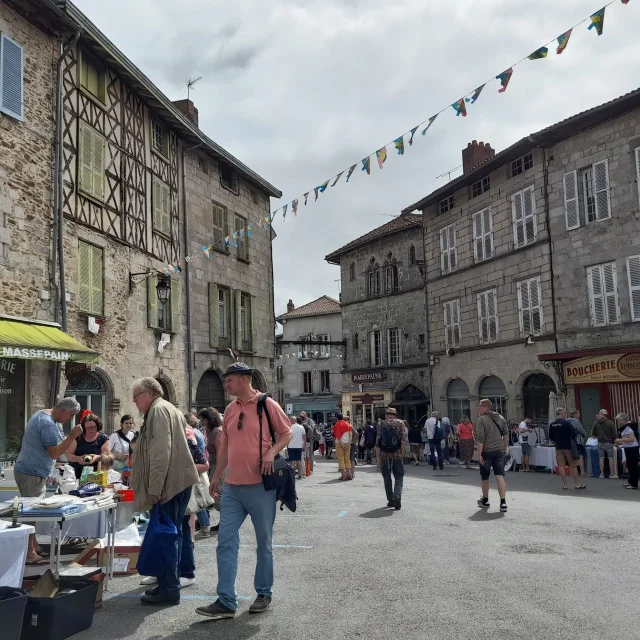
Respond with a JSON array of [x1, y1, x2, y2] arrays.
[[325, 216, 430, 426], [275, 296, 342, 424]]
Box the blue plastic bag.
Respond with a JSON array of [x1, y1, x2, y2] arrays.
[[136, 504, 178, 577]]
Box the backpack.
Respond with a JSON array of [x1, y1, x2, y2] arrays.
[[432, 420, 445, 442], [379, 423, 401, 453]]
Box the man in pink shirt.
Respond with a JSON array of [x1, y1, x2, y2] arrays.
[[196, 363, 292, 621]]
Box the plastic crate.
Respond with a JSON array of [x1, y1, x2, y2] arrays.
[[0, 588, 28, 640]]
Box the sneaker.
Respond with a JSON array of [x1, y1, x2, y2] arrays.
[[195, 527, 211, 539], [394, 498, 401, 510], [196, 600, 236, 620], [500, 502, 507, 513], [180, 577, 196, 588], [140, 593, 179, 606], [415, 461, 419, 466], [140, 576, 157, 586], [477, 498, 490, 509], [249, 595, 272, 614], [387, 502, 394, 508], [610, 475, 619, 479]]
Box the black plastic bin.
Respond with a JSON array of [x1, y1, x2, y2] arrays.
[[0, 587, 28, 640], [21, 579, 99, 640]]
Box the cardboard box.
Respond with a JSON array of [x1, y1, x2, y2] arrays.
[[96, 546, 140, 575]]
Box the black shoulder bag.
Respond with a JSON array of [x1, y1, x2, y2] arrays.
[[257, 394, 291, 492]]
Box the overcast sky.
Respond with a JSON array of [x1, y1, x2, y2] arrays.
[[74, 0, 640, 317]]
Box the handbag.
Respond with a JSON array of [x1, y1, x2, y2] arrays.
[[136, 504, 178, 577], [186, 472, 215, 515], [257, 394, 292, 492], [586, 437, 599, 447]]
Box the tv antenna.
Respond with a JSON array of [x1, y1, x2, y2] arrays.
[[436, 164, 462, 182], [186, 76, 203, 101]]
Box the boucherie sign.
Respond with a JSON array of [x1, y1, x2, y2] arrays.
[[564, 353, 640, 384], [1, 347, 71, 361]]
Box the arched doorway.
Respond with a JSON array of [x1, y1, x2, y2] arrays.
[[251, 370, 265, 392], [156, 378, 171, 404], [522, 373, 556, 426], [479, 376, 508, 419], [391, 384, 429, 424], [195, 370, 226, 413], [64, 370, 108, 434], [447, 379, 470, 425]]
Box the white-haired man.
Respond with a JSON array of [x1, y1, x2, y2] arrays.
[[131, 377, 199, 606]]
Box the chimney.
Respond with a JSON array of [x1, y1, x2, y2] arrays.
[[173, 99, 199, 127], [462, 140, 495, 174], [287, 299, 295, 313]]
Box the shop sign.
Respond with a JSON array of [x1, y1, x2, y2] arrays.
[[351, 394, 385, 403], [65, 362, 89, 386], [1, 346, 70, 361], [351, 371, 386, 384], [0, 359, 17, 395], [564, 353, 640, 384]]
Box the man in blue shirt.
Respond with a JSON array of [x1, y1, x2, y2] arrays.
[[15, 398, 83, 564], [549, 408, 587, 491]]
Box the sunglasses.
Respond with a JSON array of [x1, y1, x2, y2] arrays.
[[238, 412, 244, 431]]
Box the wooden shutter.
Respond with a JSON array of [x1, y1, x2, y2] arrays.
[[487, 289, 498, 342], [563, 171, 579, 230], [523, 186, 536, 243], [208, 283, 219, 347], [593, 159, 611, 221], [90, 245, 103, 315], [602, 262, 618, 325], [444, 303, 451, 347], [170, 277, 181, 333], [627, 256, 640, 322], [234, 290, 242, 349], [530, 277, 542, 335], [0, 34, 24, 120], [483, 208, 493, 259], [473, 212, 483, 261], [79, 124, 94, 195], [587, 265, 606, 327], [92, 133, 105, 201], [369, 331, 376, 366], [440, 227, 449, 273], [452, 300, 460, 347], [250, 296, 258, 353], [147, 275, 158, 328], [78, 242, 92, 312], [517, 280, 530, 336], [635, 148, 640, 208], [448, 224, 456, 270], [512, 190, 525, 248], [478, 293, 488, 344]]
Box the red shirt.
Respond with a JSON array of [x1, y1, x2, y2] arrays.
[[333, 420, 351, 442], [222, 392, 292, 485], [458, 422, 474, 440]]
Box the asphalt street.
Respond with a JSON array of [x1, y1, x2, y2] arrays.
[[77, 456, 640, 640]]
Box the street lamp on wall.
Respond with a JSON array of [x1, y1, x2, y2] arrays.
[[156, 276, 171, 305]]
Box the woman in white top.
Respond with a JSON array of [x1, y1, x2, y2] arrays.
[[614, 413, 639, 490], [108, 415, 136, 471]]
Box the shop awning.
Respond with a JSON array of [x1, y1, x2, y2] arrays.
[[538, 346, 640, 361], [0, 315, 99, 364]]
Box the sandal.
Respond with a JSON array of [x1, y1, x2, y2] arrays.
[[562, 486, 568, 490], [26, 556, 49, 566], [575, 485, 587, 490]]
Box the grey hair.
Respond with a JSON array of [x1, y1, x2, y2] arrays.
[[431, 411, 439, 418], [569, 409, 580, 418], [615, 412, 629, 423], [132, 377, 163, 398], [556, 407, 566, 416], [53, 397, 81, 413]]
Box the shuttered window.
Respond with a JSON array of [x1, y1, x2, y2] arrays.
[[635, 148, 640, 208], [477, 289, 498, 344], [587, 262, 619, 327], [152, 177, 171, 236], [472, 207, 493, 262], [212, 201, 228, 249], [583, 160, 611, 223], [370, 330, 383, 366], [235, 214, 249, 261], [78, 123, 105, 201], [387, 328, 401, 365], [440, 223, 457, 274], [627, 256, 640, 322], [0, 34, 24, 121], [563, 170, 579, 230], [512, 186, 536, 248], [517, 277, 543, 337], [444, 299, 460, 349], [78, 241, 103, 315]]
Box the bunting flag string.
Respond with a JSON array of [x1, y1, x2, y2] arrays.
[[163, 0, 631, 275]]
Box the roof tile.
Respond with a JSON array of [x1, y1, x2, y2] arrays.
[[277, 295, 341, 321]]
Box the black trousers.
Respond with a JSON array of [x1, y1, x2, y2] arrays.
[[626, 446, 639, 488], [429, 439, 443, 470]]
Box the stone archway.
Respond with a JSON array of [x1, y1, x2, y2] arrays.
[[155, 373, 176, 405], [195, 369, 226, 413], [391, 383, 429, 424], [522, 373, 557, 426], [251, 369, 266, 393], [64, 367, 115, 433]]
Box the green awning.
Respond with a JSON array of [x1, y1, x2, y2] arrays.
[[0, 315, 100, 364]]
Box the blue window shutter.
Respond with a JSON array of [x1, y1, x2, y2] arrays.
[[0, 34, 24, 121]]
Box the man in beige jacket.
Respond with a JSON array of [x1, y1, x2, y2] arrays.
[[131, 377, 199, 605]]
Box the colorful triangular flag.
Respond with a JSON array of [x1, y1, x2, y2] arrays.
[[394, 136, 405, 155], [331, 172, 344, 187], [246, 224, 252, 237], [622, 0, 631, 4], [528, 46, 548, 60], [376, 146, 388, 169], [202, 246, 210, 259], [496, 67, 513, 93], [465, 85, 485, 104], [346, 164, 357, 182], [422, 114, 438, 136], [556, 29, 573, 54], [314, 186, 320, 201], [233, 237, 239, 249], [292, 199, 298, 216], [303, 192, 309, 205], [319, 180, 329, 193], [184, 255, 192, 263], [451, 99, 467, 117], [224, 237, 231, 248], [588, 7, 605, 35], [264, 216, 272, 228], [361, 156, 371, 175], [408, 126, 419, 145], [282, 204, 287, 221]]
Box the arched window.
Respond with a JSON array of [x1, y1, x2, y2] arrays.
[[367, 259, 381, 297], [385, 264, 398, 293], [522, 373, 556, 425], [352, 332, 359, 350], [479, 375, 508, 418], [409, 245, 416, 265], [349, 262, 356, 281], [447, 378, 470, 425], [64, 371, 108, 434]]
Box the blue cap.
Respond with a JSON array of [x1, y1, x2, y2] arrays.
[[223, 362, 254, 377]]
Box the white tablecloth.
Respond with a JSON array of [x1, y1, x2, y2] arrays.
[[0, 523, 34, 587], [510, 445, 557, 468]]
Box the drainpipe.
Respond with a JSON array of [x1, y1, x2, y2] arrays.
[[421, 213, 434, 412], [51, 31, 80, 405], [182, 143, 201, 409]]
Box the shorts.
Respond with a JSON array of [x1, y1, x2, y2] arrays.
[[350, 444, 357, 462], [556, 449, 579, 467], [598, 442, 614, 459], [410, 443, 422, 453], [479, 450, 505, 481], [15, 471, 47, 498], [521, 442, 531, 456], [288, 448, 302, 462]]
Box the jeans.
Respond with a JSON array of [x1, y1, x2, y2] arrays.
[[157, 486, 192, 597], [626, 446, 639, 488], [196, 508, 210, 528], [429, 439, 443, 469], [381, 458, 404, 502], [216, 483, 277, 611], [180, 515, 195, 579]]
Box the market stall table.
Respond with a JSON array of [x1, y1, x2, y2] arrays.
[[510, 445, 557, 470], [0, 522, 35, 588]]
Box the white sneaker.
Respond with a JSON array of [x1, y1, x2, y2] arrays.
[[610, 475, 619, 479], [180, 577, 196, 588], [140, 576, 157, 585]]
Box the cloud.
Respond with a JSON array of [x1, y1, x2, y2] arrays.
[[73, 0, 640, 318]]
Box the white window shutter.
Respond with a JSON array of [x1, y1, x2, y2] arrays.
[[593, 160, 611, 221], [602, 262, 619, 325], [627, 256, 640, 322], [488, 290, 498, 342], [0, 34, 24, 121], [170, 277, 181, 333], [440, 227, 449, 273], [444, 303, 451, 347], [473, 212, 482, 261], [517, 280, 527, 336], [448, 224, 456, 270], [512, 191, 525, 248], [635, 149, 640, 209], [478, 293, 487, 343], [563, 171, 579, 230], [588, 265, 606, 327], [524, 186, 536, 243], [452, 299, 460, 347], [483, 208, 493, 259], [531, 277, 542, 335]]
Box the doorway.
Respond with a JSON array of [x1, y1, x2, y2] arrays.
[[195, 370, 226, 413], [522, 373, 556, 427], [578, 386, 603, 430]]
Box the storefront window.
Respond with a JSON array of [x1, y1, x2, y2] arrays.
[[479, 376, 508, 419], [64, 371, 107, 434], [0, 358, 26, 460], [522, 373, 556, 427], [447, 378, 471, 425]]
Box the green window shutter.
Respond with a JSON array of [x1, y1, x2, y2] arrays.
[[92, 133, 105, 201], [234, 290, 242, 349], [250, 295, 258, 353], [209, 283, 219, 348], [79, 124, 93, 195], [163, 184, 171, 235], [170, 277, 181, 334], [78, 242, 91, 312], [147, 275, 158, 328], [90, 245, 103, 315]]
